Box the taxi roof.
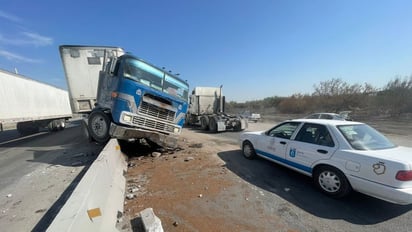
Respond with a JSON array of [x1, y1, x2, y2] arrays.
[[289, 118, 364, 126]]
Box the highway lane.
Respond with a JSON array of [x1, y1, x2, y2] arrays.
[[0, 123, 103, 232]]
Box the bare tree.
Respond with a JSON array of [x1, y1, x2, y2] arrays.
[[377, 76, 412, 116], [311, 78, 376, 112], [229, 76, 412, 118]]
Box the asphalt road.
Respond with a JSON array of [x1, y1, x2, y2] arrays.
[[0, 123, 103, 232], [204, 120, 412, 232], [1, 118, 409, 231]]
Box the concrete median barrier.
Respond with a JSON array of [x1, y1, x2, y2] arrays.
[[47, 139, 127, 232]]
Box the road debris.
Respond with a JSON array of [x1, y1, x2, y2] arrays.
[[140, 208, 163, 232], [184, 157, 194, 162], [151, 152, 162, 158], [129, 187, 139, 193], [126, 194, 136, 200]]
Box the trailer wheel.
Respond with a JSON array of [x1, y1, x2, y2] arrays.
[[59, 120, 66, 130], [88, 110, 110, 144], [47, 121, 56, 132], [48, 120, 61, 132], [209, 117, 218, 132], [200, 116, 209, 130]]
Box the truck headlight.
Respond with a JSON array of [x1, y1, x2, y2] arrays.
[[174, 127, 180, 133], [123, 114, 132, 123]]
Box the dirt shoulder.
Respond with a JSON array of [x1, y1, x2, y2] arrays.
[[118, 119, 411, 232], [119, 129, 297, 232]]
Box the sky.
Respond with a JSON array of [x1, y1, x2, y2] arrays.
[[1, 0, 412, 102]]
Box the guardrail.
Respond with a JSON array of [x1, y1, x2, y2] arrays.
[[47, 139, 127, 232]]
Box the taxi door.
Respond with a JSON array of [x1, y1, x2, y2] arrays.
[[286, 123, 338, 174], [256, 121, 301, 163]]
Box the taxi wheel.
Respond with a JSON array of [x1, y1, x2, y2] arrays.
[[314, 166, 352, 198], [242, 141, 257, 160]]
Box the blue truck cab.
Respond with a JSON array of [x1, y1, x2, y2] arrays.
[[59, 45, 189, 148]]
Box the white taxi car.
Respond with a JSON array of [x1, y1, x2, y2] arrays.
[[239, 119, 412, 205]]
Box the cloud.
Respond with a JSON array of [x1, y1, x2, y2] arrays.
[[0, 49, 42, 63], [0, 32, 53, 47], [22, 32, 53, 46], [0, 10, 51, 63], [0, 10, 53, 47], [0, 10, 22, 23]]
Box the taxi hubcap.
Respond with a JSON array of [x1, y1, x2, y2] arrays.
[[319, 171, 341, 193]]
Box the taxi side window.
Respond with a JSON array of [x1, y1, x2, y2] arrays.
[[295, 123, 335, 147], [267, 122, 300, 139]]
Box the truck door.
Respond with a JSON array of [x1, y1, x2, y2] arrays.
[[287, 123, 337, 173], [96, 58, 120, 109]]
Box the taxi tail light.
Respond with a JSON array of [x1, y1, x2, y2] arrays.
[[395, 170, 412, 181]]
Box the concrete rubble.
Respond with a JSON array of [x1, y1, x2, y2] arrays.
[[140, 208, 163, 232]]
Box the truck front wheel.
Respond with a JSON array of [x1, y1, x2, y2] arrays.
[[81, 119, 93, 142], [88, 110, 110, 144]]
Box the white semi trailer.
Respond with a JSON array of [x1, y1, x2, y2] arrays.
[[0, 68, 72, 135], [186, 86, 247, 132]]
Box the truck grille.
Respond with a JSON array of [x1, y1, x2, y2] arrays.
[[132, 116, 175, 133], [139, 102, 175, 122]]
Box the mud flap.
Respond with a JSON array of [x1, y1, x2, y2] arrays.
[[217, 121, 226, 132]]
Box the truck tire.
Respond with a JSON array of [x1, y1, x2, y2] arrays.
[[48, 120, 60, 132], [88, 110, 111, 144], [234, 121, 242, 131], [209, 117, 218, 132], [58, 120, 66, 130], [47, 121, 56, 131], [81, 119, 93, 142], [200, 116, 209, 130]]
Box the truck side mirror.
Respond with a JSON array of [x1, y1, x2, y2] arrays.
[[109, 57, 117, 75]]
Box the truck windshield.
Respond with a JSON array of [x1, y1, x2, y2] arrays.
[[123, 58, 189, 101]]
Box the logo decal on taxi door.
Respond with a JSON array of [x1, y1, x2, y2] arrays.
[[289, 148, 296, 158]]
